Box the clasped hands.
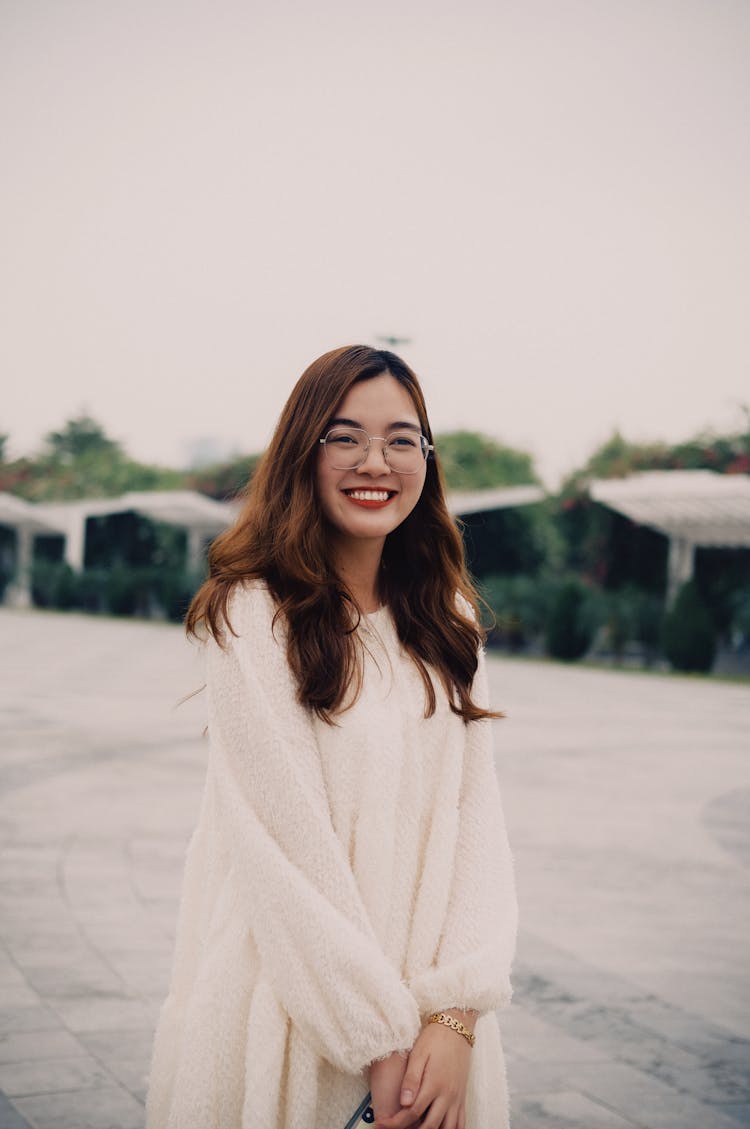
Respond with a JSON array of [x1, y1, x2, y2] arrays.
[[369, 1010, 476, 1129]]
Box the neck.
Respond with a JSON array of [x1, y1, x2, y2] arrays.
[[330, 536, 385, 614]]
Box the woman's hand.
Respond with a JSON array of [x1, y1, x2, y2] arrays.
[[369, 1051, 410, 1124], [374, 1013, 475, 1129]]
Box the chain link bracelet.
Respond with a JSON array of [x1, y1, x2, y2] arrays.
[[427, 1012, 476, 1047]]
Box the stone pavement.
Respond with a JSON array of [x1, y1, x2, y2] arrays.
[[0, 607, 748, 1129]]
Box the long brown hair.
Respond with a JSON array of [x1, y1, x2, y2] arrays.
[[186, 345, 500, 723]]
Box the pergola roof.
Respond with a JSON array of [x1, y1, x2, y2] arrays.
[[447, 484, 545, 517], [37, 490, 237, 533], [0, 492, 66, 534], [590, 470, 750, 547], [3, 482, 546, 565]]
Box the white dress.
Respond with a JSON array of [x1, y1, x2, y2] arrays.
[[146, 581, 518, 1129]]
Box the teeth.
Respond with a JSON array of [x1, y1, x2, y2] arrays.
[[346, 490, 390, 502]]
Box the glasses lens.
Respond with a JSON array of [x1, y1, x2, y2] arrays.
[[385, 431, 427, 473], [324, 427, 368, 468]]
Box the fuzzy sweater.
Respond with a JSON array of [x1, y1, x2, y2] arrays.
[[145, 581, 518, 1129]]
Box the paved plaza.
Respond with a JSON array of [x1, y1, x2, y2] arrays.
[[0, 607, 748, 1129]]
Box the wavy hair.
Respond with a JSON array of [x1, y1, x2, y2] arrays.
[[186, 345, 500, 723]]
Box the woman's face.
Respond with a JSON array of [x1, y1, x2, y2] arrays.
[[316, 372, 428, 548]]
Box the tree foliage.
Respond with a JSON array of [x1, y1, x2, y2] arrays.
[[187, 454, 262, 501], [0, 413, 183, 501], [434, 431, 540, 490], [562, 415, 750, 493]]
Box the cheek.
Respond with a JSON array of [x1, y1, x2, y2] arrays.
[[401, 469, 427, 512]]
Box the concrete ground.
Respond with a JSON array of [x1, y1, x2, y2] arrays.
[[0, 607, 748, 1129]]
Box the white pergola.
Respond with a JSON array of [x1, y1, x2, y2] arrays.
[[35, 491, 239, 574], [2, 484, 546, 608], [590, 470, 750, 603], [0, 493, 69, 607], [447, 484, 546, 516]]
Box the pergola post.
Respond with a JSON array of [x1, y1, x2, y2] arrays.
[[5, 525, 34, 607], [666, 535, 695, 606], [187, 527, 206, 575], [62, 513, 87, 572]]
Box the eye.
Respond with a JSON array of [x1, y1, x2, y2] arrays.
[[389, 433, 419, 448], [328, 430, 359, 445]]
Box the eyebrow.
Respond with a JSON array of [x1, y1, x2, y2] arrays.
[[329, 417, 422, 433]]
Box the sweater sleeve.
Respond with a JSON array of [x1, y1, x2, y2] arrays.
[[407, 646, 518, 1017], [205, 582, 421, 1074]]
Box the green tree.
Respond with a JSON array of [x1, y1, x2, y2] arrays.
[[563, 415, 750, 493], [546, 579, 596, 661], [187, 453, 262, 501], [44, 414, 123, 462], [435, 431, 540, 490], [0, 414, 184, 501]]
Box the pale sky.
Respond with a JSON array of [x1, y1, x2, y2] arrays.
[[2, 0, 749, 488]]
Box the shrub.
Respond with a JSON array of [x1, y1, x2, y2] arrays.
[[480, 573, 558, 650], [730, 585, 750, 645], [662, 581, 717, 673], [31, 560, 78, 609], [546, 579, 595, 661], [158, 567, 199, 623], [77, 570, 108, 612]]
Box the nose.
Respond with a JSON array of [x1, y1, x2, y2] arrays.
[[356, 439, 392, 475]]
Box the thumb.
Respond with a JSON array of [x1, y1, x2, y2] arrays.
[[399, 1053, 427, 1106]]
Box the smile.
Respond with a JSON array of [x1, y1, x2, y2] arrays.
[[341, 489, 397, 507]]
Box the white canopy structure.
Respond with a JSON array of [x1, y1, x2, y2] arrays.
[[0, 492, 68, 607], [35, 491, 239, 574], [1, 484, 547, 608], [590, 471, 750, 602], [447, 484, 545, 516]]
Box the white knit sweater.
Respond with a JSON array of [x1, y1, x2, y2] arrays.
[[145, 581, 517, 1129]]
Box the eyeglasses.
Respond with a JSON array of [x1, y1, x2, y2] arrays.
[[319, 426, 434, 474]]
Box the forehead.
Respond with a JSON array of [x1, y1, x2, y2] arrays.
[[332, 372, 420, 426]]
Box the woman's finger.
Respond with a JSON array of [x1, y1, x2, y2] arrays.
[[376, 1090, 434, 1129], [418, 1095, 449, 1129], [399, 1049, 428, 1109]]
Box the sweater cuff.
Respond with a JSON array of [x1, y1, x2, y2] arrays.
[[407, 954, 513, 1019]]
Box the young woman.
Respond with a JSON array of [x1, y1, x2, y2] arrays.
[[145, 345, 518, 1129]]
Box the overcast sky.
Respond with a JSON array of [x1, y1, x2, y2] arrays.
[[2, 0, 748, 487]]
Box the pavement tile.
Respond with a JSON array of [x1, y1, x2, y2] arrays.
[[719, 1104, 750, 1128], [0, 959, 27, 987], [627, 995, 744, 1049], [2, 610, 749, 1129], [3, 940, 93, 970], [0, 1010, 61, 1038], [0, 1030, 84, 1065], [0, 986, 41, 1010], [0, 1093, 34, 1129], [0, 1055, 112, 1098], [75, 1031, 152, 1102], [77, 1029, 154, 1061], [649, 1058, 750, 1106], [13, 1084, 145, 1129], [500, 1005, 609, 1065], [567, 1061, 745, 1129], [512, 1089, 640, 1128], [24, 966, 125, 999], [45, 997, 156, 1035], [100, 1058, 150, 1103]]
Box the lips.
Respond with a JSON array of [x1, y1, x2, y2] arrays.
[[341, 488, 398, 508]]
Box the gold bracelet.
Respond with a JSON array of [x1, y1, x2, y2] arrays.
[[427, 1012, 476, 1047]]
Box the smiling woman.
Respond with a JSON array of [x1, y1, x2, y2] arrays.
[[145, 345, 518, 1129]]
